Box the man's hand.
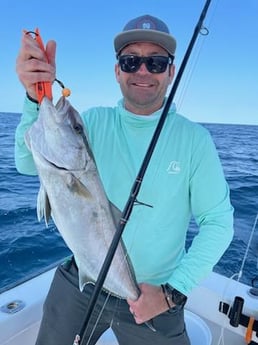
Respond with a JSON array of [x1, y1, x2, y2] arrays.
[[16, 31, 56, 100], [127, 283, 175, 324]]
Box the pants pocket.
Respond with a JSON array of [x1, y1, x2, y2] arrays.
[[152, 308, 189, 340]]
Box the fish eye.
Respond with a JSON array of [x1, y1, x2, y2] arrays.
[[73, 123, 83, 134]]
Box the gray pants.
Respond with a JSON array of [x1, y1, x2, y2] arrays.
[[36, 258, 190, 345]]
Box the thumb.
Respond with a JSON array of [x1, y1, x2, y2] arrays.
[[46, 40, 56, 68]]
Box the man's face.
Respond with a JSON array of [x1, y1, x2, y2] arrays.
[[115, 42, 175, 115]]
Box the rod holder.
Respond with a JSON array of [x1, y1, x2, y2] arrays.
[[229, 296, 244, 327]]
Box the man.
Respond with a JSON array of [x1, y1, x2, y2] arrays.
[[15, 14, 234, 345]]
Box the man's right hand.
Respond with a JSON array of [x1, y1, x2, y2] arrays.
[[16, 31, 56, 100]]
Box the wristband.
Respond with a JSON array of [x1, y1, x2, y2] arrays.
[[26, 92, 39, 104], [161, 284, 173, 309]]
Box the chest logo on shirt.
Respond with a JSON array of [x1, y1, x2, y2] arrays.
[[167, 161, 181, 174]]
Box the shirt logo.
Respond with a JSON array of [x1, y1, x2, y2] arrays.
[[167, 161, 181, 174]]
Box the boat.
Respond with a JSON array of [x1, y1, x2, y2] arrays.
[[1, 254, 258, 345]]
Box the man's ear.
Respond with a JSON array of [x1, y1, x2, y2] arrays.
[[168, 64, 175, 82], [115, 63, 121, 83]]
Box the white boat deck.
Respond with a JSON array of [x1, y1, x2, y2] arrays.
[[1, 267, 258, 345]]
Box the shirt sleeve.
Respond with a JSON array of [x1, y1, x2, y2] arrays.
[[14, 97, 39, 175], [168, 129, 234, 295]]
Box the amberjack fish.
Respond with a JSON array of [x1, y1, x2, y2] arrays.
[[25, 96, 139, 300]]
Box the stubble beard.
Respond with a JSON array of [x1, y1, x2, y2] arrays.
[[122, 83, 165, 114]]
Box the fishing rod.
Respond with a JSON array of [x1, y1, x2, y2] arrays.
[[74, 0, 212, 343]]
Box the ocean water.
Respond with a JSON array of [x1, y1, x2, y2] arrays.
[[0, 112, 257, 293]]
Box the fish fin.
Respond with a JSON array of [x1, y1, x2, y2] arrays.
[[77, 263, 95, 292], [66, 173, 92, 199], [109, 202, 122, 227], [37, 185, 51, 227]]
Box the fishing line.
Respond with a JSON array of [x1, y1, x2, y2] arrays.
[[216, 272, 240, 345], [176, 0, 220, 113], [215, 213, 258, 345], [80, 242, 139, 344], [238, 213, 258, 281], [84, 291, 111, 345], [176, 30, 207, 112]]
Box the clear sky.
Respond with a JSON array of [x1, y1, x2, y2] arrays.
[[1, 0, 257, 125]]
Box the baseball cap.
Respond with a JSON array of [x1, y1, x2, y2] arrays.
[[114, 14, 176, 57]]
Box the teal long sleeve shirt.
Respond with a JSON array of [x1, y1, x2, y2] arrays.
[[15, 97, 234, 296]]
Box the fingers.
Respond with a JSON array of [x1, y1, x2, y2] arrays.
[[127, 283, 169, 324], [16, 31, 56, 99], [18, 32, 47, 63], [129, 306, 144, 324], [46, 40, 56, 68], [128, 294, 145, 324]]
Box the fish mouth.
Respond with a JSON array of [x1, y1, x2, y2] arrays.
[[39, 154, 70, 172], [43, 155, 85, 173]]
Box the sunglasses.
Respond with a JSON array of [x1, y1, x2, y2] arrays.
[[118, 55, 174, 74]]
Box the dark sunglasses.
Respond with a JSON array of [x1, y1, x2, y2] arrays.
[[118, 55, 174, 74]]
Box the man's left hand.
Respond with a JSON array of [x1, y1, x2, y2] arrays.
[[127, 283, 175, 324]]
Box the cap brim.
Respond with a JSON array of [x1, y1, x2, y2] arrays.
[[114, 29, 176, 56]]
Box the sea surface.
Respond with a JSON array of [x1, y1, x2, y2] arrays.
[[0, 112, 257, 293]]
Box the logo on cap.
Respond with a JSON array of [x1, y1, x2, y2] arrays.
[[136, 17, 157, 30], [142, 22, 151, 29]]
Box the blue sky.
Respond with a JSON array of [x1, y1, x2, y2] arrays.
[[1, 0, 257, 125]]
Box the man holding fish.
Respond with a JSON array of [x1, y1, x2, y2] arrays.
[[15, 14, 234, 345]]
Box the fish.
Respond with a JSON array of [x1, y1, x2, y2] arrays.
[[24, 96, 139, 300]]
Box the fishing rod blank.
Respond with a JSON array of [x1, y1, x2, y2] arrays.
[[73, 0, 212, 343]]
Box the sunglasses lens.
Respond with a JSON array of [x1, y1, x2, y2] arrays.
[[119, 56, 142, 73], [119, 55, 172, 74], [145, 56, 170, 73]]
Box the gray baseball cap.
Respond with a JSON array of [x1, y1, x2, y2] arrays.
[[114, 14, 176, 57]]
